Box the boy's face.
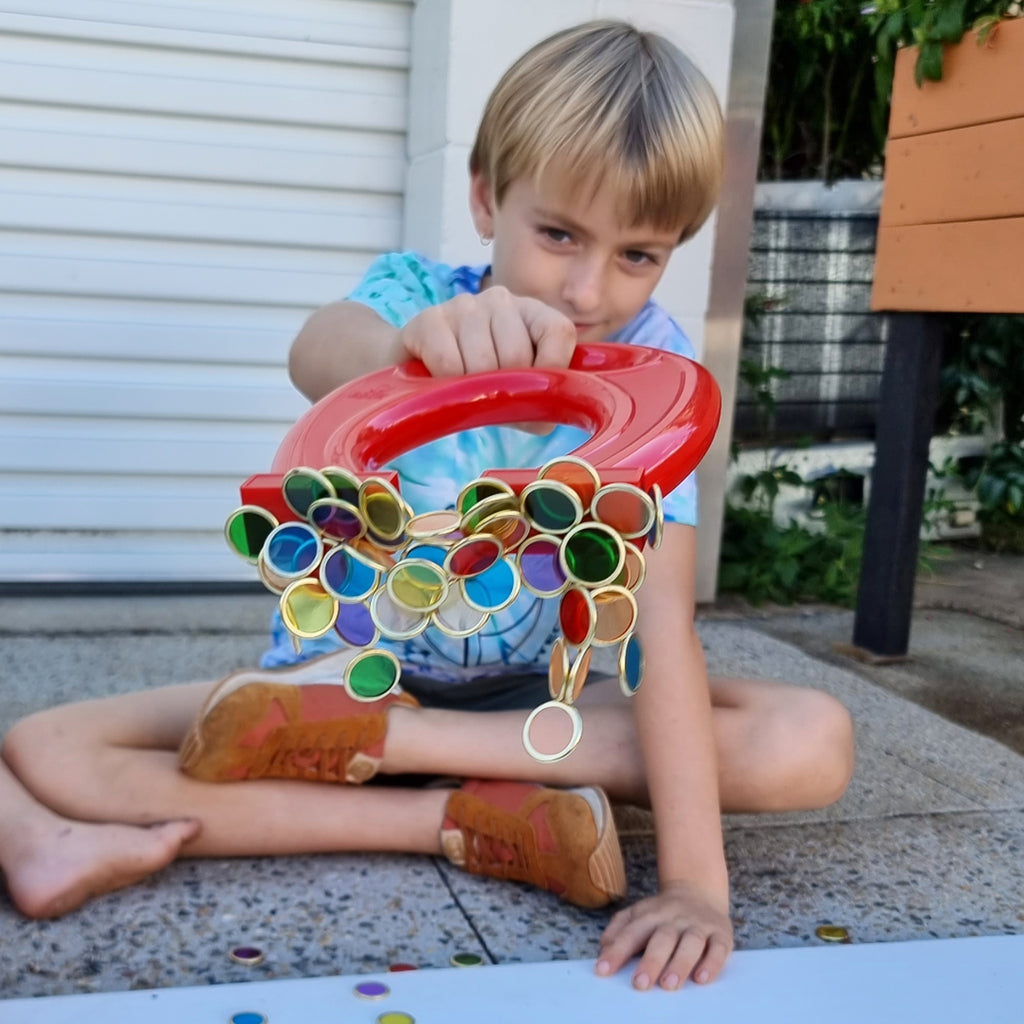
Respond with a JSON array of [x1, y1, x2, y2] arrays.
[[470, 170, 679, 342]]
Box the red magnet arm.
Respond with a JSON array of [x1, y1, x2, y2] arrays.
[[244, 343, 720, 513]]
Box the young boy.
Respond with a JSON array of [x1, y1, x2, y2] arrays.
[[0, 21, 854, 993]]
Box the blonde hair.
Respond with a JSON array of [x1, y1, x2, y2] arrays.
[[470, 20, 724, 244]]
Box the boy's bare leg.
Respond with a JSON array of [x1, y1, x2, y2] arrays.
[[5, 673, 852, 849]]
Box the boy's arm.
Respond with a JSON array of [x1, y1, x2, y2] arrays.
[[289, 301, 406, 402], [289, 291, 577, 403], [597, 521, 733, 989]]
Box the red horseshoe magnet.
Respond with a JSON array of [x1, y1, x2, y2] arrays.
[[242, 343, 720, 517]]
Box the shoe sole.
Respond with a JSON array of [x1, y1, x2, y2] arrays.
[[572, 786, 627, 903]]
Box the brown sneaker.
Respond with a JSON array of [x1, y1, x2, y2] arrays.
[[440, 780, 626, 908], [178, 651, 419, 785]]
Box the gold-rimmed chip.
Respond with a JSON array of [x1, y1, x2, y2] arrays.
[[279, 578, 339, 639], [358, 477, 408, 542], [308, 497, 367, 543], [458, 557, 521, 614], [517, 534, 569, 598], [547, 636, 571, 701], [565, 644, 593, 704], [474, 509, 531, 551], [224, 505, 278, 564], [385, 559, 449, 615], [431, 588, 490, 638], [320, 465, 361, 504], [522, 700, 584, 763], [648, 483, 665, 549], [590, 585, 638, 646], [558, 521, 625, 589], [558, 585, 597, 649], [591, 482, 657, 540], [618, 633, 644, 697], [459, 492, 519, 535], [520, 479, 584, 535], [369, 587, 430, 641], [619, 541, 647, 592], [537, 455, 601, 508], [406, 509, 463, 542], [282, 466, 336, 518], [456, 477, 515, 515]]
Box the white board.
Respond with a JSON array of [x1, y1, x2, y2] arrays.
[[1, 936, 1021, 1024]]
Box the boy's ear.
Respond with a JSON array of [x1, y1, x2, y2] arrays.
[[468, 172, 496, 239]]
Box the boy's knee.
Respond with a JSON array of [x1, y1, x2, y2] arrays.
[[798, 690, 855, 804]]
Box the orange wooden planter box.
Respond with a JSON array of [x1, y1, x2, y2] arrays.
[[871, 17, 1024, 314]]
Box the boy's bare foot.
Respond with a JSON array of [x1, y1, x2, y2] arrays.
[[3, 814, 200, 919]]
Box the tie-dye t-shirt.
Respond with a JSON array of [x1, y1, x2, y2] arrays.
[[262, 251, 699, 682]]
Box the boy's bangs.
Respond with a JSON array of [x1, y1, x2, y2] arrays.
[[521, 129, 713, 241]]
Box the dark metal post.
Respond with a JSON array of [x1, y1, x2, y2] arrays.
[[852, 312, 944, 657]]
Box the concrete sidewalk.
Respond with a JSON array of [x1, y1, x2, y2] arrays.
[[1, 555, 1022, 999]]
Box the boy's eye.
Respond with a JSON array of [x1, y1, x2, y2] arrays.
[[542, 227, 572, 243], [624, 249, 655, 266]]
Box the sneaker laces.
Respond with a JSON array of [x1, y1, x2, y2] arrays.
[[447, 791, 548, 889], [246, 717, 384, 783]]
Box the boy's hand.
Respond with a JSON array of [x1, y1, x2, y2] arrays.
[[596, 881, 733, 991], [397, 287, 576, 377]]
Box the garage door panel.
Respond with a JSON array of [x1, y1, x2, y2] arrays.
[[4, 1, 412, 52], [0, 105, 406, 193], [0, 417, 290, 475], [0, 173, 402, 251], [2, 357, 309, 421], [1, 298, 299, 365], [1, 473, 250, 531]]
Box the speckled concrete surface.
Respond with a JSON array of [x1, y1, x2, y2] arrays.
[[1, 587, 1021, 1002]]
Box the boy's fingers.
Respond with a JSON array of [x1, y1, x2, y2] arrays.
[[518, 299, 576, 368], [631, 925, 683, 990], [457, 304, 501, 374], [691, 934, 732, 985], [403, 314, 464, 377], [652, 929, 707, 990], [490, 303, 535, 368], [596, 918, 654, 976]]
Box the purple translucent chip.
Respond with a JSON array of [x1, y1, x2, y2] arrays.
[[354, 980, 390, 1000], [336, 602, 377, 647], [519, 539, 565, 594]]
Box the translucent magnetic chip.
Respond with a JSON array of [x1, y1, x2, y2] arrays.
[[280, 578, 338, 639], [522, 700, 583, 763], [282, 465, 335, 518], [591, 482, 656, 539], [225, 506, 278, 563], [344, 649, 401, 702]]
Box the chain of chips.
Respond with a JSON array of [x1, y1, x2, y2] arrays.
[[224, 456, 663, 761]]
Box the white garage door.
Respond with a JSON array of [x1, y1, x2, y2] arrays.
[[0, 0, 411, 584]]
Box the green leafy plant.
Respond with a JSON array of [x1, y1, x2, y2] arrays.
[[870, 0, 1021, 88], [760, 1, 888, 181], [938, 314, 1024, 550]]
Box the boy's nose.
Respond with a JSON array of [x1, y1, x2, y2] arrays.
[[561, 260, 603, 315]]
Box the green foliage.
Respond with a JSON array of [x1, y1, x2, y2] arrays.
[[869, 1, 1020, 88], [760, 1, 887, 181], [939, 314, 1024, 540], [719, 500, 867, 606], [760, 2, 1021, 181]]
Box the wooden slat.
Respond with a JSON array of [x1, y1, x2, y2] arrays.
[[871, 219, 1024, 313], [888, 17, 1024, 139], [880, 116, 1024, 226]]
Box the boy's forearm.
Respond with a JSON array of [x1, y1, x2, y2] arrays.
[[634, 526, 729, 900], [289, 301, 406, 402]]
